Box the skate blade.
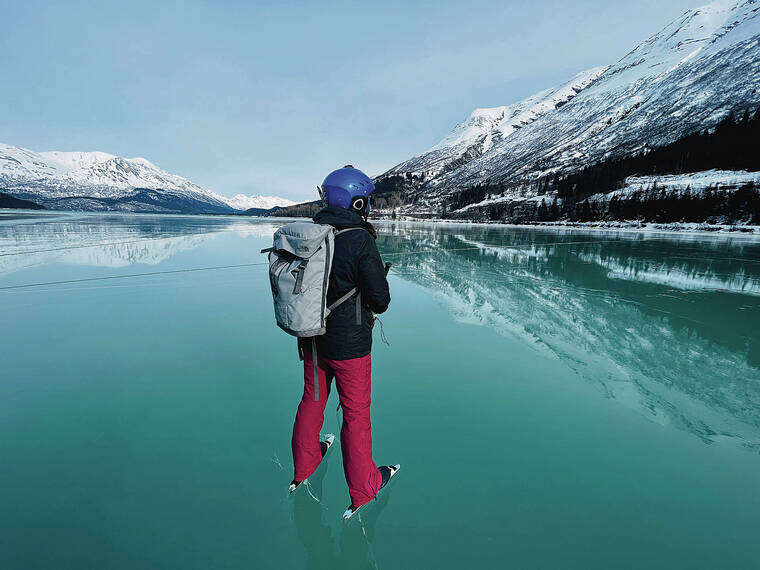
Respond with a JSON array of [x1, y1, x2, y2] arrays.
[[288, 478, 307, 494], [287, 434, 335, 495], [342, 464, 401, 521], [342, 503, 365, 521]]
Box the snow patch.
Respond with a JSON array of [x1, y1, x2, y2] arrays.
[[224, 194, 296, 211]]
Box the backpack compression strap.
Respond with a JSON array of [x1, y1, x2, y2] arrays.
[[312, 337, 319, 402]]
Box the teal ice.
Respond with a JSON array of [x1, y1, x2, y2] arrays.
[[2, 211, 759, 569]]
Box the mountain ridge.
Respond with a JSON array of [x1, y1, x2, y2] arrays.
[[374, 0, 760, 223], [0, 142, 293, 214]]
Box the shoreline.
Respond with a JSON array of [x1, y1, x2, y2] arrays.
[[4, 208, 760, 239], [372, 216, 760, 239]]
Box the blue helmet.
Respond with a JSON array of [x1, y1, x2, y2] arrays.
[[320, 165, 375, 215]]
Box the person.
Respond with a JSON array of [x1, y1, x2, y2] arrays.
[[289, 165, 398, 519]]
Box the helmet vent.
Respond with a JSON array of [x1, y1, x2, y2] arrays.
[[343, 164, 354, 169]]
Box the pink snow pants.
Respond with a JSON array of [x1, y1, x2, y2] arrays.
[[292, 346, 382, 508]]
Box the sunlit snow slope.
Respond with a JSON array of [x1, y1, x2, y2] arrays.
[[381, 0, 760, 200], [0, 142, 292, 213]]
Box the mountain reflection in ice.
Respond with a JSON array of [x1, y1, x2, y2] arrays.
[[0, 212, 280, 275], [3, 213, 759, 452], [377, 223, 760, 451]]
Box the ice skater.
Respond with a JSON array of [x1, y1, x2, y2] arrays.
[[287, 166, 399, 520]]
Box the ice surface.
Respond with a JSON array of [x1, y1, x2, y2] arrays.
[[382, 221, 760, 451], [3, 214, 760, 568]]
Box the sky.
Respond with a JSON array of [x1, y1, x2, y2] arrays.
[[1, 0, 699, 201]]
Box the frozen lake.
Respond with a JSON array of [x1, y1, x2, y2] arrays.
[[2, 211, 760, 569]]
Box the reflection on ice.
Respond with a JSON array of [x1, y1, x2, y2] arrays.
[[576, 251, 760, 295], [0, 212, 282, 275], [377, 223, 760, 451], [3, 213, 759, 452]]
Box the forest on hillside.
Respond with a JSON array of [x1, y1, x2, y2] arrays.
[[444, 109, 760, 224], [0, 192, 46, 210], [270, 109, 760, 224]]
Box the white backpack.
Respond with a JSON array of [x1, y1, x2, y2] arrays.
[[261, 222, 364, 399]]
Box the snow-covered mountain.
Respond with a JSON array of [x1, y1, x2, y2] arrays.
[[0, 142, 292, 214], [379, 0, 760, 212], [224, 193, 295, 211], [386, 66, 608, 181]]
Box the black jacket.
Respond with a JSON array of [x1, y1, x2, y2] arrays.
[[308, 206, 391, 360]]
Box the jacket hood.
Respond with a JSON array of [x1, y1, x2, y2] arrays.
[[313, 205, 366, 229]]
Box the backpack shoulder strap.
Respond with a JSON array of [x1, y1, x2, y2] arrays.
[[334, 227, 367, 237], [326, 227, 368, 315], [327, 286, 357, 312]]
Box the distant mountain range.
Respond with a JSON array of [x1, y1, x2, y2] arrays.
[[0, 142, 294, 214], [365, 0, 760, 225]]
